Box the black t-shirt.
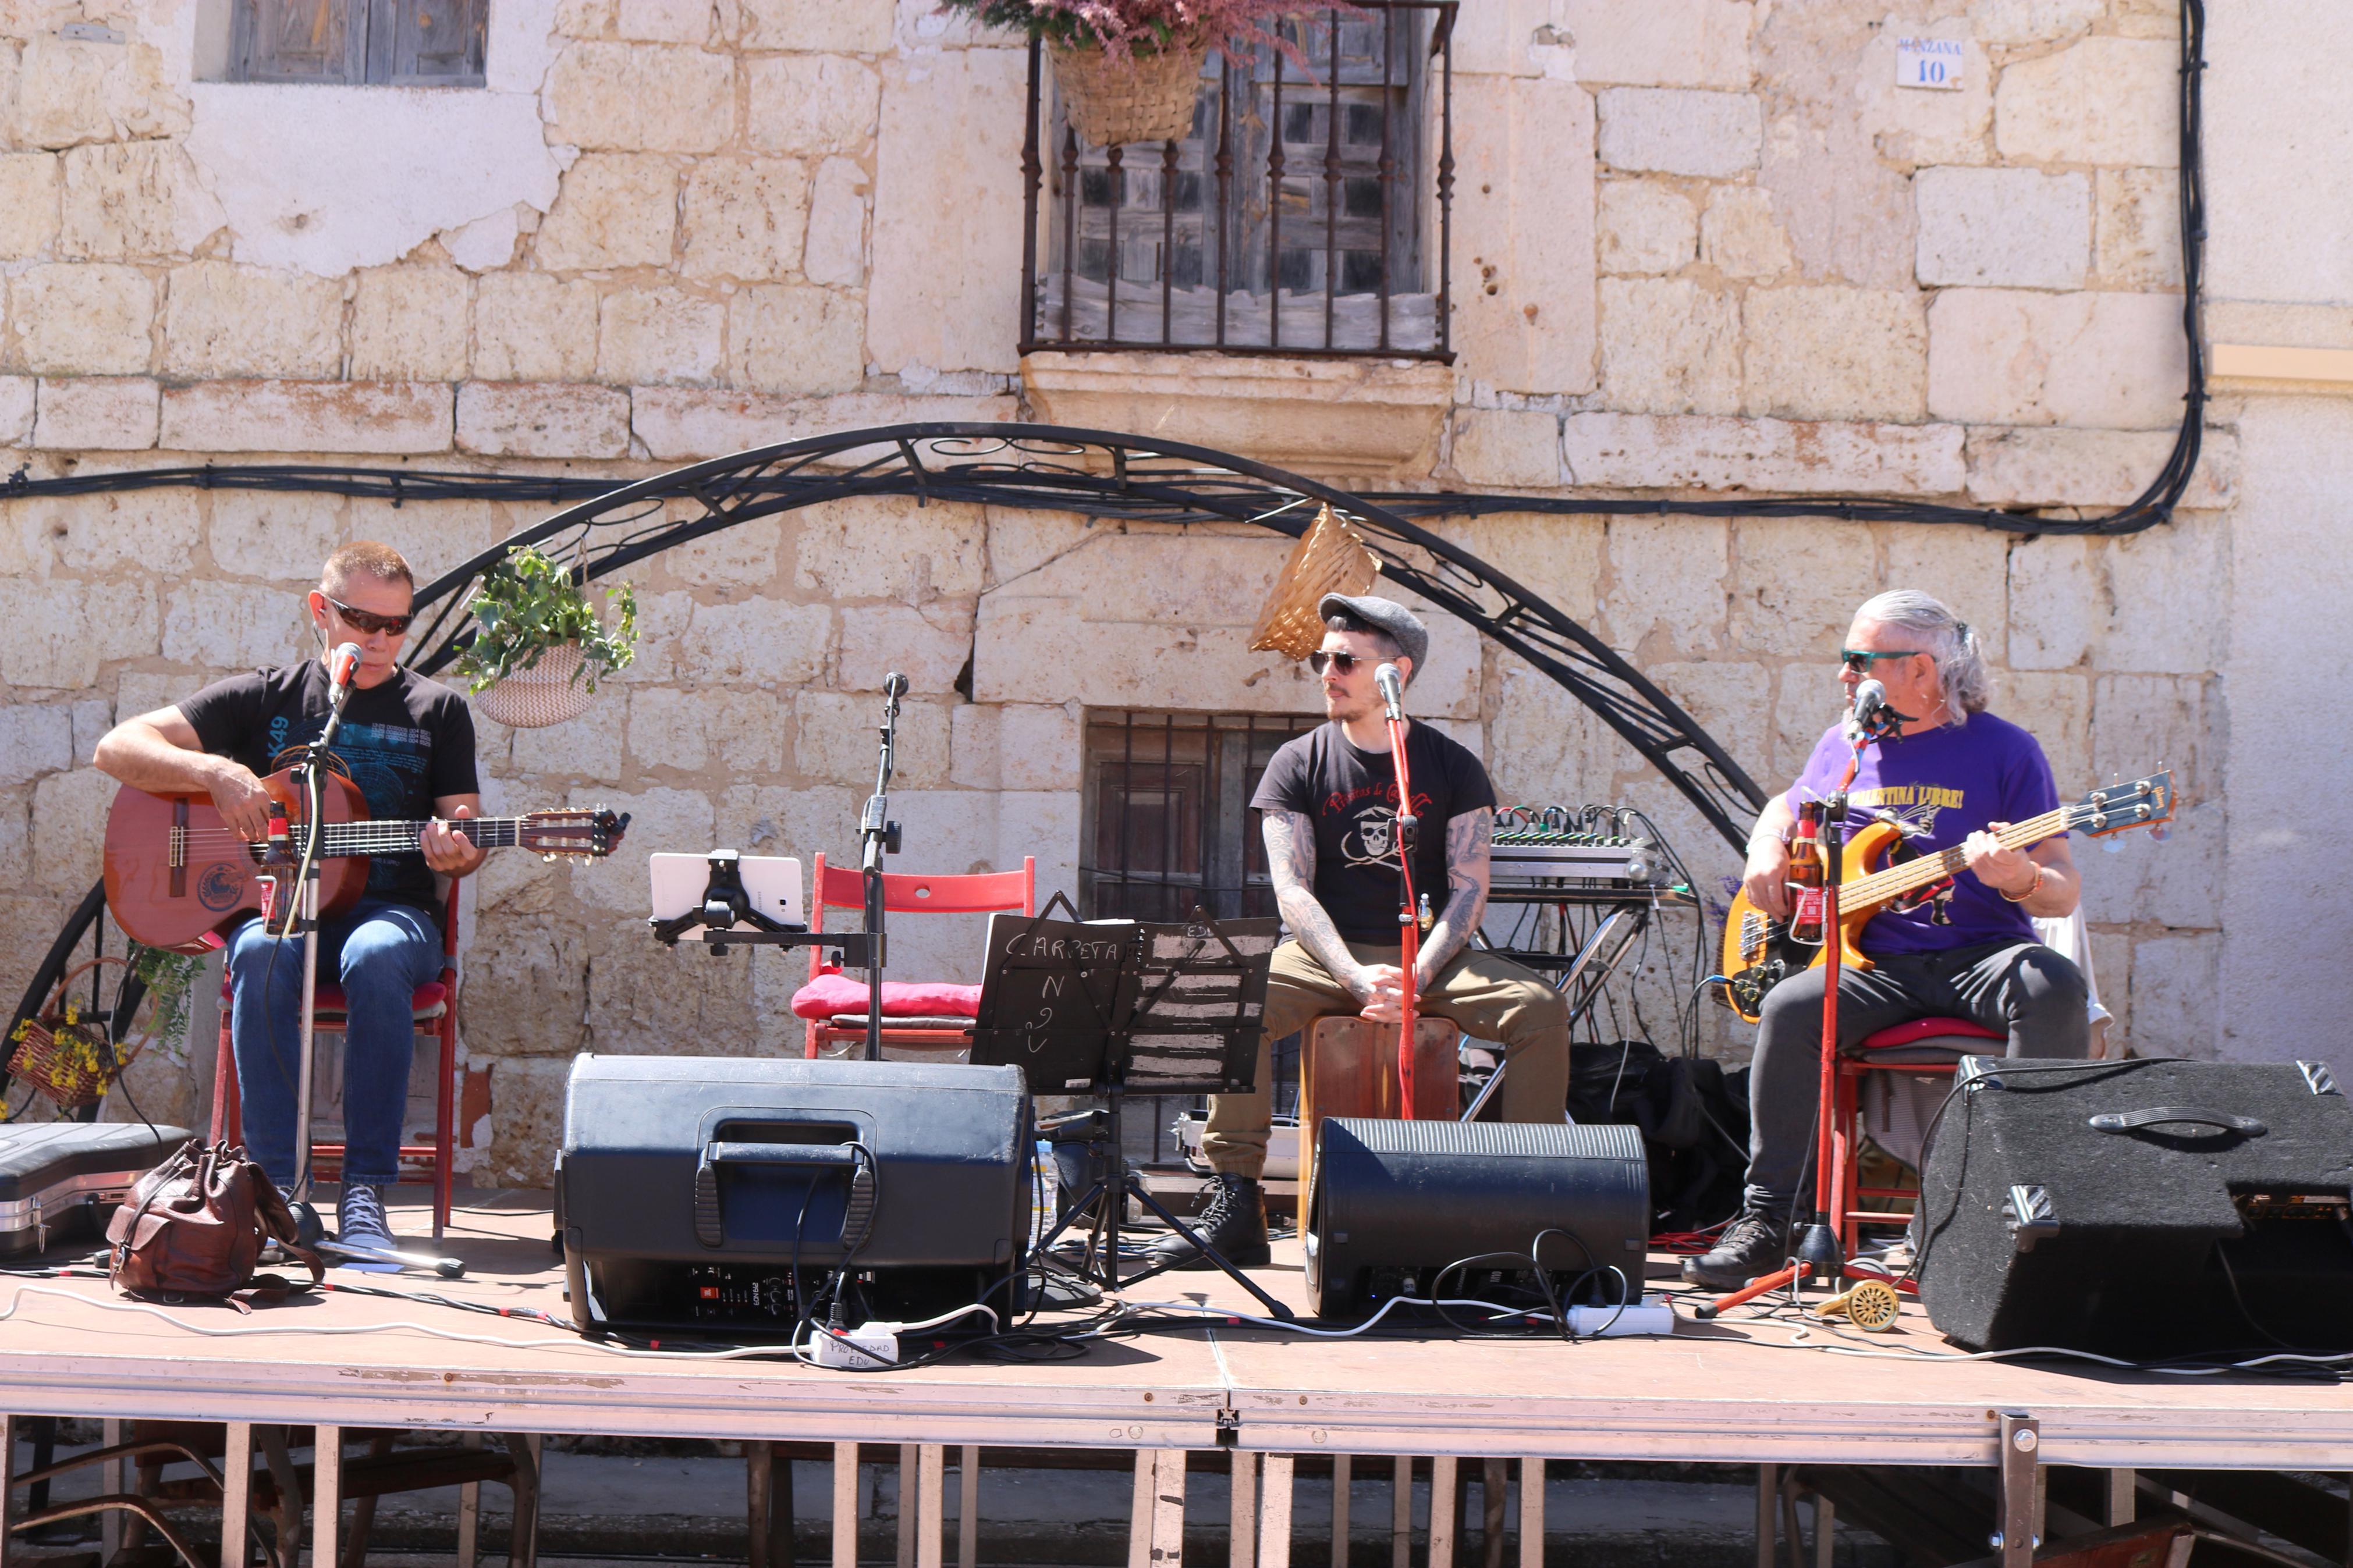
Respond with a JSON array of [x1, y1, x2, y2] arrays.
[[1250, 720, 1497, 944], [178, 660, 480, 920]]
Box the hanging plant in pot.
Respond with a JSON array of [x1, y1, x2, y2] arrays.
[[453, 546, 640, 730], [941, 0, 1316, 148]]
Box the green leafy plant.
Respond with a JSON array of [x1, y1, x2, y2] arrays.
[[452, 546, 639, 696]]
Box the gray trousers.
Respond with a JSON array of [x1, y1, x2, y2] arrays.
[[1744, 939, 2089, 1209]]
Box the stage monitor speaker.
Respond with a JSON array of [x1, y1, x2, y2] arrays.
[[1918, 1055, 2353, 1356], [555, 1054, 1030, 1334], [1305, 1117, 1650, 1321]]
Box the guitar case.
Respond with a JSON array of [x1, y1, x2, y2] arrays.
[[0, 1121, 191, 1257]]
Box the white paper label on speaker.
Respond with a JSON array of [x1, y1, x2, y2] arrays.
[[1895, 37, 1964, 90]]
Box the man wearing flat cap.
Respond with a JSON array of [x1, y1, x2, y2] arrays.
[[1155, 594, 1571, 1268]]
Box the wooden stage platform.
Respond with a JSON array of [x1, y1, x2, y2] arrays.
[[0, 1189, 2343, 1568], [2, 1189, 2348, 1474]]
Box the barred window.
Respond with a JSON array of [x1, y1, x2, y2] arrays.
[[1027, 3, 1454, 358]]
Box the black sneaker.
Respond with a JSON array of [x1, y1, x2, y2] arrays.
[[1680, 1204, 1795, 1290], [1146, 1174, 1270, 1270]]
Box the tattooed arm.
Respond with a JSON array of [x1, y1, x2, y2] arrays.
[[1262, 809, 1378, 1005], [1414, 808, 1492, 989]]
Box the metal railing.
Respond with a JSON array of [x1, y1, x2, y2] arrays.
[[1019, 3, 1456, 360]]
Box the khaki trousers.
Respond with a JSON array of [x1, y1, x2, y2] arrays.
[[1198, 938, 1571, 1178]]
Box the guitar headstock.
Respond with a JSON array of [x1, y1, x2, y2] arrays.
[[2071, 771, 2174, 838], [519, 808, 631, 860]]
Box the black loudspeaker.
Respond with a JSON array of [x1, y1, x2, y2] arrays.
[[1305, 1117, 1651, 1321], [555, 1055, 1030, 1334], [1918, 1056, 2353, 1356]]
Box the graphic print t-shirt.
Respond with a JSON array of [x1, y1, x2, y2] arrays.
[[1251, 721, 1497, 944], [1785, 710, 2060, 957], [179, 661, 480, 920]]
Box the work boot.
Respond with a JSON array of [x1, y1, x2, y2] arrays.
[[1679, 1201, 1796, 1290], [1146, 1174, 1270, 1270]]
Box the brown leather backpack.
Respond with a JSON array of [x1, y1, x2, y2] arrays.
[[107, 1140, 322, 1303]]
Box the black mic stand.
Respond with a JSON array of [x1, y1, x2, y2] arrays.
[[276, 674, 353, 1245], [858, 675, 907, 1062]]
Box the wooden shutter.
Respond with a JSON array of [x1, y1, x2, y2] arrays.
[[232, 0, 364, 83], [366, 0, 485, 85]]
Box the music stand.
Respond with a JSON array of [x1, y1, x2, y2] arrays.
[[970, 895, 1291, 1318]]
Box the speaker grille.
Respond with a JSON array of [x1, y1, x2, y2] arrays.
[[1330, 1117, 1645, 1162]]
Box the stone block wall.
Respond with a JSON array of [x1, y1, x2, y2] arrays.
[[0, 0, 2255, 1176]]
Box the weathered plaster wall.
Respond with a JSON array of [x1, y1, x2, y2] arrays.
[[0, 0, 2297, 1179]]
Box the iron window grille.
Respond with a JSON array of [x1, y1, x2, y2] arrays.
[[1080, 710, 1318, 1165], [1020, 2, 1457, 360]]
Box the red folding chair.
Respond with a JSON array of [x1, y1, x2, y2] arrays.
[[209, 879, 464, 1242], [1832, 1015, 2004, 1252], [803, 854, 1035, 1058]]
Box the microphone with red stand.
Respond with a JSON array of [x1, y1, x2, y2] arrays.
[[1374, 662, 1422, 1117], [1697, 680, 1900, 1319]]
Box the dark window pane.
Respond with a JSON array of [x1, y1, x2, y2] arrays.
[[1175, 170, 1204, 211], [1284, 103, 1315, 144], [1080, 169, 1113, 207], [1277, 247, 1312, 291], [1340, 249, 1385, 293], [1342, 175, 1384, 219], [1170, 245, 1204, 287], [1345, 102, 1383, 145], [1077, 237, 1112, 282]]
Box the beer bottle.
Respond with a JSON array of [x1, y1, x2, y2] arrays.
[[1788, 800, 1826, 944]]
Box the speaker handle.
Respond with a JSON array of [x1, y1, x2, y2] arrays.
[[2088, 1107, 2267, 1136], [693, 1142, 864, 1247]]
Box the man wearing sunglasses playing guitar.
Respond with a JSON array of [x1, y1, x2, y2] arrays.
[[92, 542, 485, 1257], [1683, 589, 2089, 1290]]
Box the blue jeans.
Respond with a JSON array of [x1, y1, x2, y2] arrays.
[[227, 895, 441, 1190]]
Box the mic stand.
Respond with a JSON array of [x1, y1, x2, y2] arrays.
[[1384, 703, 1421, 1116], [276, 691, 349, 1243], [858, 683, 905, 1063], [1700, 723, 1883, 1321]]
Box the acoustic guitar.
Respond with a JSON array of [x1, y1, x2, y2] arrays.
[[1716, 771, 2174, 1023], [104, 765, 628, 952]]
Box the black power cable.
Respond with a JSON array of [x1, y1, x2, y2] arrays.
[[0, 0, 2206, 541]]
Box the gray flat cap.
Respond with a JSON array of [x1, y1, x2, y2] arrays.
[[1317, 592, 1429, 673]]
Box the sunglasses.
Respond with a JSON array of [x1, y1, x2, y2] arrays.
[[321, 592, 414, 637], [1307, 650, 1370, 675], [1840, 648, 1922, 674]]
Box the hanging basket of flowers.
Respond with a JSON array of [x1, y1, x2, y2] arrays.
[[1048, 34, 1208, 147], [453, 545, 639, 730], [941, 0, 1317, 148]]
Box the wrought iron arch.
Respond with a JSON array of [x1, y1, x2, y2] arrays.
[[404, 422, 1767, 843], [11, 422, 1767, 1096]]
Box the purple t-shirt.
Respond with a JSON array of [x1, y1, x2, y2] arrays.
[[1785, 711, 2061, 957]]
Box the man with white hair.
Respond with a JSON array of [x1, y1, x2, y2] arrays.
[[1683, 589, 2089, 1290]]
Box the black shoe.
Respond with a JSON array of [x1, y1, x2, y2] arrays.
[[1146, 1174, 1270, 1270], [1680, 1204, 1795, 1291]]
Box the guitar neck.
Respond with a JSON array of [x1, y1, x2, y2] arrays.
[[316, 817, 524, 858], [1841, 805, 2073, 911]]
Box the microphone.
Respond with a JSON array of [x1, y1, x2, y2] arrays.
[[1846, 678, 1896, 742], [327, 642, 363, 708], [1374, 662, 1405, 720]]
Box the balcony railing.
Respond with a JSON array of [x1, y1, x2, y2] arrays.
[[1019, 2, 1457, 361]]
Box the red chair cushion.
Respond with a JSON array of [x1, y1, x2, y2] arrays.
[[1857, 1015, 2003, 1051], [791, 969, 983, 1021], [312, 981, 449, 1022]]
